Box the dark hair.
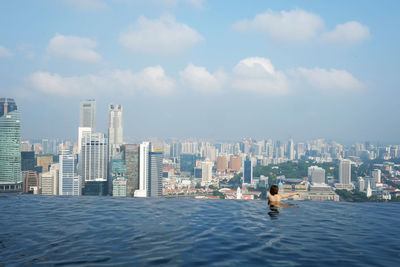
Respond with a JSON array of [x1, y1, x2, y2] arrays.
[[270, 185, 279, 195]]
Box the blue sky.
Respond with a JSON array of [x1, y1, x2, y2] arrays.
[[0, 0, 399, 143]]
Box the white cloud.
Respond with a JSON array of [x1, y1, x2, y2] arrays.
[[29, 72, 106, 96], [232, 57, 291, 96], [0, 45, 12, 57], [321, 21, 371, 44], [180, 64, 226, 93], [47, 33, 102, 63], [119, 14, 203, 54], [113, 0, 205, 9], [59, 0, 107, 10], [294, 67, 364, 93], [233, 9, 324, 42], [28, 66, 176, 97], [112, 66, 177, 96]]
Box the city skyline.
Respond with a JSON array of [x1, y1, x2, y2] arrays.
[[1, 1, 400, 142]]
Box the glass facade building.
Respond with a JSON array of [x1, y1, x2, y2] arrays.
[[0, 98, 22, 192], [121, 144, 139, 197], [243, 156, 253, 184], [149, 151, 163, 197], [180, 154, 196, 175]]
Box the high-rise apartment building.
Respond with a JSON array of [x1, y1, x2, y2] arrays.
[[108, 104, 123, 159], [229, 156, 241, 172], [339, 159, 351, 184], [372, 169, 382, 183], [59, 150, 81, 196], [308, 166, 326, 184], [201, 160, 213, 186], [80, 133, 108, 182], [243, 156, 253, 184], [216, 156, 228, 173], [79, 99, 96, 131], [0, 98, 22, 192], [121, 144, 139, 197]]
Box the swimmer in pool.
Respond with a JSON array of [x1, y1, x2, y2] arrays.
[[268, 185, 299, 207]]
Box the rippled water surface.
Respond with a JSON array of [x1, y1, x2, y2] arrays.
[[1, 195, 399, 266]]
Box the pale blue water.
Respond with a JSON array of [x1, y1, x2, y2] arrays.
[[1, 194, 399, 266]]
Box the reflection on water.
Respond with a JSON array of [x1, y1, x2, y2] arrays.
[[1, 194, 400, 266], [268, 202, 298, 219]]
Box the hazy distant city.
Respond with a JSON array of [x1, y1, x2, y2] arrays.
[[1, 97, 399, 201]]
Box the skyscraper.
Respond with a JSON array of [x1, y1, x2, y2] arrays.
[[287, 139, 295, 160], [372, 169, 382, 183], [201, 160, 213, 186], [81, 133, 108, 182], [149, 151, 163, 197], [40, 163, 59, 195], [135, 142, 150, 197], [243, 156, 253, 184], [121, 144, 139, 197], [339, 159, 351, 184], [79, 99, 96, 131], [0, 98, 22, 192], [108, 104, 123, 159], [59, 150, 81, 196], [308, 166, 326, 184]]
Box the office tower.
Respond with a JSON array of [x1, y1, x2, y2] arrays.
[[149, 150, 163, 197], [81, 133, 108, 182], [339, 159, 351, 184], [0, 98, 22, 193], [24, 171, 39, 194], [40, 163, 59, 195], [372, 169, 382, 183], [121, 144, 139, 197], [36, 154, 53, 173], [108, 104, 123, 159], [201, 161, 213, 186], [229, 156, 241, 172], [135, 142, 150, 197], [59, 150, 81, 196], [216, 156, 228, 173], [80, 99, 96, 131], [111, 152, 126, 197], [308, 166, 326, 184], [287, 139, 295, 160], [180, 154, 196, 175], [113, 177, 127, 197], [21, 151, 35, 171], [243, 156, 253, 184]]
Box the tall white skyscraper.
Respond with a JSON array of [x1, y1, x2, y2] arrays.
[[81, 133, 108, 182], [372, 169, 382, 183], [80, 99, 96, 131], [108, 104, 123, 158], [339, 159, 351, 184], [59, 150, 81, 196], [288, 139, 295, 160], [135, 141, 150, 197]]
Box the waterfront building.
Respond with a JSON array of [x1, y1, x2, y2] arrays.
[[59, 150, 80, 196], [0, 98, 22, 193], [80, 133, 108, 182], [339, 159, 351, 184], [229, 156, 241, 172], [80, 99, 96, 131], [121, 144, 139, 197], [40, 163, 59, 195], [180, 154, 196, 175], [149, 151, 163, 197], [372, 169, 382, 183], [308, 166, 326, 184], [201, 160, 213, 186], [113, 177, 127, 197], [243, 156, 253, 184], [135, 142, 150, 197], [108, 104, 123, 159], [24, 171, 39, 194]]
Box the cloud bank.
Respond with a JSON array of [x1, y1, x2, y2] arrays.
[[47, 33, 102, 63], [119, 14, 203, 54], [234, 9, 370, 45]]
